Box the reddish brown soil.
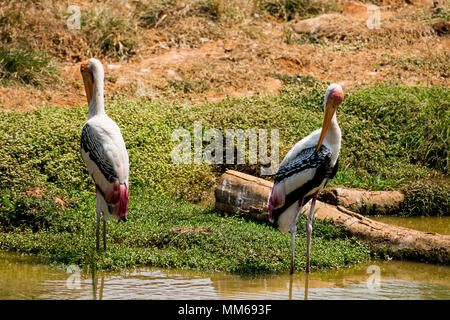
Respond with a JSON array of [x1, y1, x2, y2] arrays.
[[1, 0, 448, 111]]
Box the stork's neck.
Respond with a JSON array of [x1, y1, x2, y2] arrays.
[[324, 113, 341, 148], [88, 71, 105, 119]]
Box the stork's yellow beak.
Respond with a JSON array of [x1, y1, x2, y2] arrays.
[[80, 61, 94, 106], [315, 88, 343, 152], [315, 103, 335, 152]]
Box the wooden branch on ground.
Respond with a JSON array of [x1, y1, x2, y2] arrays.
[[319, 187, 404, 215], [215, 170, 450, 264]]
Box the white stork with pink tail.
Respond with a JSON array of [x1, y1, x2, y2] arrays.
[[80, 58, 129, 251], [268, 83, 344, 274]]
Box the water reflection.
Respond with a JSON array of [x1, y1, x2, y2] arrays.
[[1, 252, 449, 300], [371, 216, 450, 235], [288, 274, 310, 300], [304, 274, 310, 300], [92, 274, 105, 300]]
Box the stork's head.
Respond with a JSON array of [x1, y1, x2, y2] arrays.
[[80, 58, 104, 106], [324, 83, 344, 110], [316, 84, 344, 152]]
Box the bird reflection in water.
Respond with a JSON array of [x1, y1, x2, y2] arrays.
[[91, 268, 105, 300], [288, 273, 310, 300]]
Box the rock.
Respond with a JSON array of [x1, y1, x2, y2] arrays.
[[292, 3, 396, 36], [339, 1, 373, 19], [318, 187, 405, 215], [214, 170, 450, 264], [292, 14, 342, 35]]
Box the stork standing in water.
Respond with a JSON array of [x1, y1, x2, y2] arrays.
[[80, 58, 129, 251], [268, 84, 343, 274]]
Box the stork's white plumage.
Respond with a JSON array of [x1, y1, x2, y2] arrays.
[[80, 58, 129, 251], [268, 84, 343, 274]]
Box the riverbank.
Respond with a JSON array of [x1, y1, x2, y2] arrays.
[[0, 188, 370, 272]]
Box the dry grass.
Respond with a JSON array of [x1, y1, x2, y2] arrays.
[[0, 0, 448, 109], [0, 0, 140, 61], [0, 0, 336, 60], [258, 0, 339, 20], [382, 50, 450, 81], [289, 7, 445, 49], [0, 46, 59, 87]]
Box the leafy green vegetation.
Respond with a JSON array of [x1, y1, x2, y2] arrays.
[[401, 180, 449, 217], [271, 78, 449, 217], [0, 79, 448, 271], [340, 85, 449, 176], [0, 189, 369, 273], [0, 79, 448, 207], [420, 4, 450, 22]]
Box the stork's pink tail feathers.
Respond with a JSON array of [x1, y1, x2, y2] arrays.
[[118, 183, 129, 219], [104, 181, 129, 220], [268, 183, 284, 222]]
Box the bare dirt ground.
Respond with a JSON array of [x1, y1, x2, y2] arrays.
[[0, 0, 448, 110]]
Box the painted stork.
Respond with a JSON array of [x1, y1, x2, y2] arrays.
[[80, 58, 129, 251], [268, 84, 344, 274]]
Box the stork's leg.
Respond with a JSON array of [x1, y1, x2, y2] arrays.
[[290, 198, 304, 275], [306, 192, 318, 274], [95, 191, 102, 251], [96, 211, 100, 251], [102, 213, 107, 251], [289, 221, 296, 275]]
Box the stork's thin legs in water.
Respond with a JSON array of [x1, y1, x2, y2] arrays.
[[92, 272, 97, 300], [95, 212, 108, 251], [95, 189, 108, 251], [306, 192, 318, 273], [290, 198, 304, 275], [96, 208, 101, 251], [289, 223, 296, 275], [103, 214, 107, 251]]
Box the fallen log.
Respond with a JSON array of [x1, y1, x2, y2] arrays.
[[215, 170, 271, 221], [215, 170, 450, 264], [303, 202, 450, 264], [319, 187, 405, 215]]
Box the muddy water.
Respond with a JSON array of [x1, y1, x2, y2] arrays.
[[1, 251, 449, 300], [371, 216, 450, 235]]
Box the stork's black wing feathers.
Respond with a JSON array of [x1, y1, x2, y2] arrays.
[[81, 123, 118, 182], [328, 157, 339, 181], [271, 145, 337, 221], [274, 146, 332, 183]]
